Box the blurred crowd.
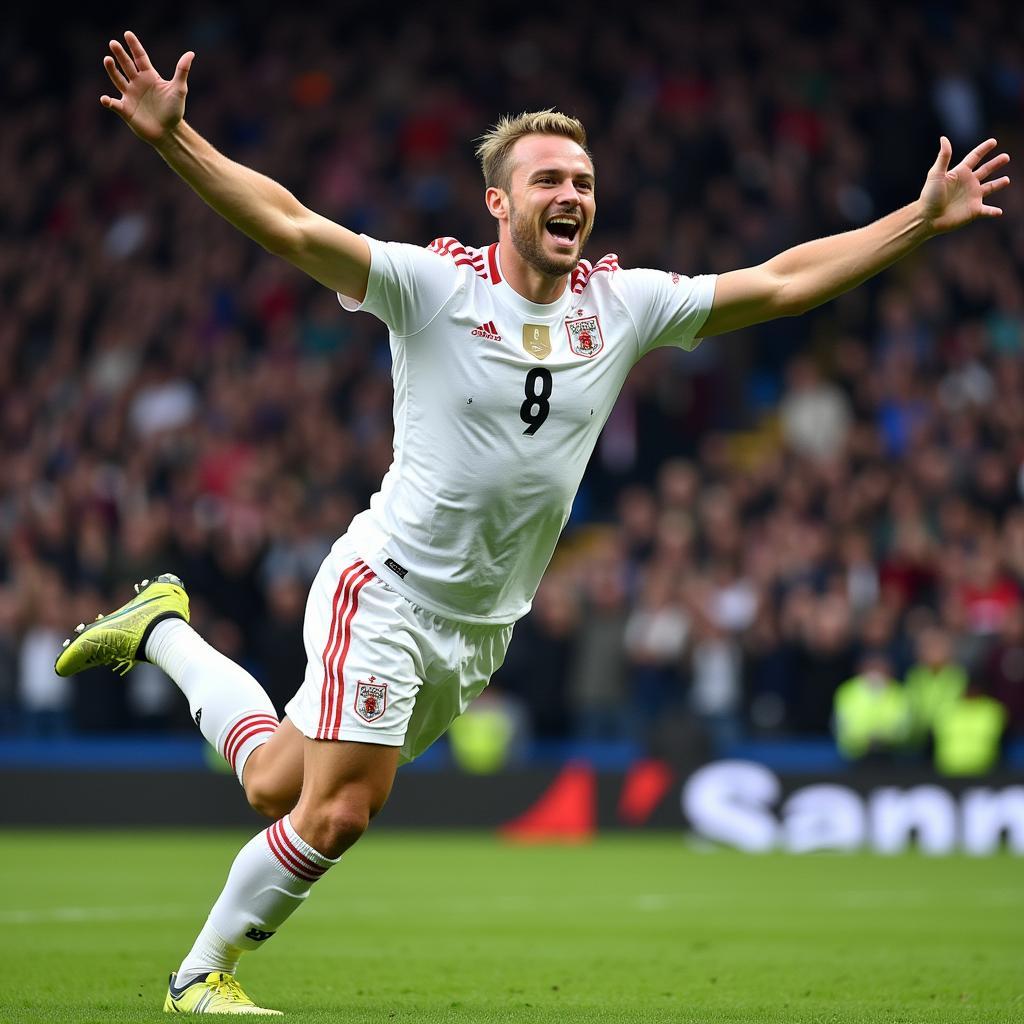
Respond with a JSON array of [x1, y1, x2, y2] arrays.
[[2, 3, 1023, 773]]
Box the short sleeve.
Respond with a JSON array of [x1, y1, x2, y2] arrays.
[[615, 269, 718, 358], [337, 236, 460, 337]]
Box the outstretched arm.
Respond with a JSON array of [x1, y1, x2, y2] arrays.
[[102, 31, 370, 301], [699, 137, 1010, 338]]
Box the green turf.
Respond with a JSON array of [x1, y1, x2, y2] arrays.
[[0, 831, 1021, 1022]]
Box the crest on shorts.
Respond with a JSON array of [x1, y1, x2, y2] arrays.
[[354, 677, 388, 723], [565, 315, 604, 358]]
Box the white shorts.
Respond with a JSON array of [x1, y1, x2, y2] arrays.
[[285, 535, 514, 764]]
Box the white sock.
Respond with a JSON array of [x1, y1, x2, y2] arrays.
[[174, 924, 244, 985], [177, 815, 338, 984], [145, 619, 279, 782]]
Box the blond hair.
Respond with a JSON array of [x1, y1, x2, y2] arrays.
[[475, 109, 591, 192]]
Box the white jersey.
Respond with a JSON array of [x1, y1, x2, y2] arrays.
[[341, 236, 716, 624]]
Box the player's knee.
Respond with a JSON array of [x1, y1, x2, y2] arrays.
[[246, 783, 293, 821], [244, 769, 295, 821], [308, 802, 371, 858]]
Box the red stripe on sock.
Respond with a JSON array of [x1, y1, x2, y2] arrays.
[[265, 825, 316, 881], [328, 569, 374, 739], [265, 821, 322, 882], [278, 820, 329, 877], [317, 562, 366, 739], [266, 821, 315, 880], [221, 714, 279, 768], [222, 716, 278, 768], [224, 720, 278, 772], [222, 714, 278, 754]]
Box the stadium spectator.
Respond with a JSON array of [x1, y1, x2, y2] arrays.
[[0, 587, 20, 734], [983, 605, 1024, 737], [568, 543, 631, 740], [624, 566, 690, 735], [904, 625, 968, 748], [833, 652, 910, 762], [932, 679, 1007, 776], [778, 356, 853, 461]]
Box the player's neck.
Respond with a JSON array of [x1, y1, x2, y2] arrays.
[[496, 240, 569, 305]]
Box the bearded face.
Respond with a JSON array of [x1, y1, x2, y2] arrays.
[[508, 193, 593, 278], [493, 134, 596, 282]]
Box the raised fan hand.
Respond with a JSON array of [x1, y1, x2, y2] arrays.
[[919, 136, 1011, 234], [101, 30, 195, 144]]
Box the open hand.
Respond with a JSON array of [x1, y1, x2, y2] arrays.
[[919, 137, 1010, 234], [101, 30, 194, 144]]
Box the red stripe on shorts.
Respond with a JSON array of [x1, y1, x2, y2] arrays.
[[327, 568, 374, 739], [317, 562, 372, 738], [316, 561, 364, 738]]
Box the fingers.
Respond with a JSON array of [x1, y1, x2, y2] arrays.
[[109, 38, 136, 80], [102, 55, 129, 93], [173, 51, 195, 86], [99, 95, 125, 115], [982, 176, 1010, 196], [960, 138, 998, 170], [123, 30, 153, 71], [975, 152, 1010, 182], [931, 136, 952, 175]]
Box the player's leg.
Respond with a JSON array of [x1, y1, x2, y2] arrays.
[[288, 738, 399, 854], [167, 540, 416, 1012], [55, 575, 283, 793], [168, 739, 398, 1015], [240, 717, 305, 819]]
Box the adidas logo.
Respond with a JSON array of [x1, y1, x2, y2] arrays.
[[471, 320, 502, 342]]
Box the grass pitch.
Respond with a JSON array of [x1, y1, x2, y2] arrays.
[[0, 830, 1020, 1023]]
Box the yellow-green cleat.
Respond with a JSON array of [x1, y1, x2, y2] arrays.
[[55, 573, 190, 677], [163, 971, 282, 1015]]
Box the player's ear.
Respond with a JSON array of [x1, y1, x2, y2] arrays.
[[485, 186, 508, 223]]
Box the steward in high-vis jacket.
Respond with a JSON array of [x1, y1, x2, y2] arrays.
[[833, 653, 909, 760], [932, 682, 1007, 776]]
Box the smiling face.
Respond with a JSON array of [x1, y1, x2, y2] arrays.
[[488, 134, 596, 279]]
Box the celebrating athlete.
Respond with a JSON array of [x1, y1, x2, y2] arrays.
[[56, 29, 1010, 1015]]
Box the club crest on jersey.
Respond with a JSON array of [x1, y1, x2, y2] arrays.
[[354, 677, 388, 723], [565, 315, 604, 358]]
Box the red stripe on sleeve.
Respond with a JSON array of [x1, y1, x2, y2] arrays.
[[487, 243, 501, 283]]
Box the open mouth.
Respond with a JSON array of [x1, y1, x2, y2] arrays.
[[546, 216, 579, 244]]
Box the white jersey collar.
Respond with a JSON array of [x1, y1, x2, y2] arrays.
[[490, 243, 575, 320]]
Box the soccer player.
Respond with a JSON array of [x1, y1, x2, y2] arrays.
[[56, 30, 1010, 1015]]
